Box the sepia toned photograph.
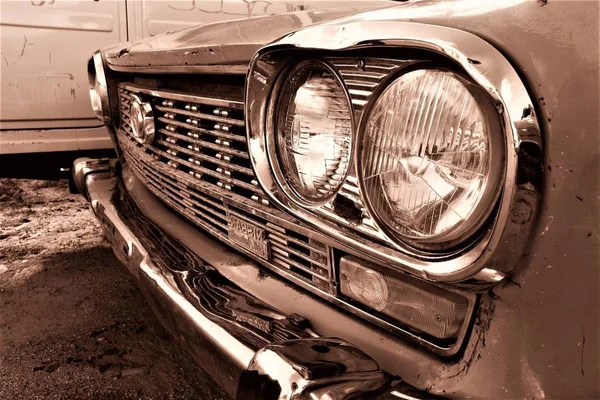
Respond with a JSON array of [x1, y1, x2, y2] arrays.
[[1, 0, 598, 398]]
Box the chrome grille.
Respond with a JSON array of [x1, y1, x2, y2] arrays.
[[118, 84, 331, 292], [120, 85, 268, 204]]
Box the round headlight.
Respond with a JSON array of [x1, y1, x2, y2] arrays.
[[359, 69, 503, 250], [89, 84, 103, 119], [274, 61, 353, 205], [87, 51, 110, 123]]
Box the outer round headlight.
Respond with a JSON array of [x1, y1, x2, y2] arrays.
[[274, 61, 353, 205], [87, 51, 110, 122], [359, 69, 504, 250], [89, 86, 103, 119]]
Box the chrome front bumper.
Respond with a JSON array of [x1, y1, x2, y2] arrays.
[[73, 158, 428, 400]]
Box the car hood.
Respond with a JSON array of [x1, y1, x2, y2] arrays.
[[103, 2, 397, 72]]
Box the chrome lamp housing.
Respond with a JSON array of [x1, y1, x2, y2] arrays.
[[87, 50, 111, 123], [246, 21, 542, 285]]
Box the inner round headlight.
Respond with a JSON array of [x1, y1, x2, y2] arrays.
[[359, 69, 503, 250], [274, 61, 353, 205]]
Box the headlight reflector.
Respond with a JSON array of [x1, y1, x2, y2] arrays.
[[275, 61, 353, 205], [359, 69, 503, 249]]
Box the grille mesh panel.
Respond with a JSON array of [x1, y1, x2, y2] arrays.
[[118, 84, 331, 291]]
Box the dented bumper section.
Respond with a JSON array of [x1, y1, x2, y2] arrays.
[[72, 158, 428, 400]]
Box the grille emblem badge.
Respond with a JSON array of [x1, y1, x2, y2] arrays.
[[129, 95, 155, 145]]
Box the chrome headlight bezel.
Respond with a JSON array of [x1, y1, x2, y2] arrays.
[[87, 51, 111, 123], [245, 21, 542, 284], [265, 59, 355, 208]]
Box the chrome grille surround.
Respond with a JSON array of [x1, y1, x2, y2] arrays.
[[118, 84, 332, 293], [116, 82, 477, 356]]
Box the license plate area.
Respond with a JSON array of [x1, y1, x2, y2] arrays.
[[227, 213, 270, 260]]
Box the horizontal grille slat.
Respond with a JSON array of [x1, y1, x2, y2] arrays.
[[156, 138, 255, 176], [155, 104, 245, 127], [159, 124, 246, 143], [119, 133, 262, 208], [270, 245, 327, 271], [149, 180, 229, 232], [120, 83, 245, 110], [125, 147, 229, 231], [345, 80, 379, 90], [131, 138, 262, 195], [271, 255, 328, 282], [339, 71, 387, 80], [156, 119, 249, 158], [118, 84, 331, 291], [142, 176, 229, 236], [144, 169, 228, 223]]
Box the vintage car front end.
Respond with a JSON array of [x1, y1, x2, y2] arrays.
[[74, 1, 599, 398]]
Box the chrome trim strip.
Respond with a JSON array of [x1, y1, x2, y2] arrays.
[[108, 63, 248, 75], [263, 59, 356, 208], [155, 104, 245, 127], [246, 21, 542, 283], [120, 83, 245, 109], [89, 51, 112, 123]]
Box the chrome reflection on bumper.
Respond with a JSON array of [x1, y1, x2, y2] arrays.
[[72, 158, 426, 400], [71, 157, 112, 199]]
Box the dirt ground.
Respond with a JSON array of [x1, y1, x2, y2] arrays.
[[0, 178, 228, 399]]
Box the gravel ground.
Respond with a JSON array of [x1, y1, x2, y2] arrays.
[[0, 178, 228, 399]]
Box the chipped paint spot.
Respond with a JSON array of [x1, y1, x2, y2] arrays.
[[539, 216, 554, 236], [117, 47, 131, 58]]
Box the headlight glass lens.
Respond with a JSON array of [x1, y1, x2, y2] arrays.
[[87, 53, 109, 122], [89, 85, 103, 119], [360, 69, 501, 248], [275, 62, 352, 204]]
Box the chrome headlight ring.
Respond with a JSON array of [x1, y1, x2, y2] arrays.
[[265, 59, 355, 208], [356, 66, 506, 252], [88, 50, 111, 123], [246, 22, 542, 284]]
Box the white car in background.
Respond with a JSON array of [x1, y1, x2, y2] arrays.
[[0, 0, 370, 177]]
